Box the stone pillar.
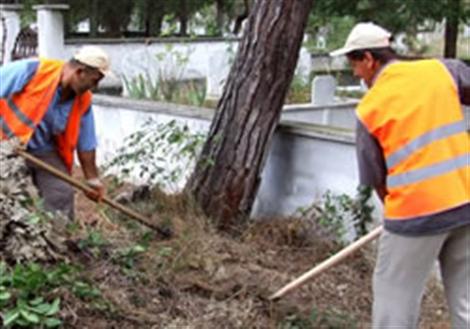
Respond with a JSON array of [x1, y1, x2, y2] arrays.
[[33, 4, 69, 59], [311, 75, 337, 106], [0, 4, 23, 64]]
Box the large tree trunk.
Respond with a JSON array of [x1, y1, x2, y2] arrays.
[[443, 0, 460, 58], [186, 0, 314, 228]]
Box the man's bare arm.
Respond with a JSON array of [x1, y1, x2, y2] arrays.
[[77, 150, 99, 179]]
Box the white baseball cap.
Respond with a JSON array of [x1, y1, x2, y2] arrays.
[[73, 46, 112, 76], [330, 22, 391, 57]]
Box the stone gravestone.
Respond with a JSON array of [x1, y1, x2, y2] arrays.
[[311, 75, 337, 106]]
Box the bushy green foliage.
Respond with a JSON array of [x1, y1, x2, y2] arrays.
[[0, 262, 101, 328], [298, 186, 374, 245], [280, 306, 357, 329], [286, 75, 311, 104], [77, 229, 109, 258], [112, 244, 147, 270], [123, 46, 207, 106], [104, 119, 206, 191], [0, 260, 106, 328]]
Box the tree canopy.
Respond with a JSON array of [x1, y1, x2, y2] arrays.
[[308, 0, 470, 57]]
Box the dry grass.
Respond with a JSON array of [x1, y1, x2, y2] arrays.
[[64, 183, 451, 329]]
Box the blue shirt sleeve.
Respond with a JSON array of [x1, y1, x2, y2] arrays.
[[0, 59, 39, 97], [77, 106, 98, 151]]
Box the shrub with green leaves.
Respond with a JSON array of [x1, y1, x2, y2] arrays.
[[112, 244, 147, 270], [298, 186, 374, 245], [122, 45, 208, 106], [0, 262, 72, 328], [0, 262, 103, 328], [280, 307, 357, 329], [104, 119, 206, 192]]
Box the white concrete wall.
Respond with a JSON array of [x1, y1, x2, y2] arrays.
[[282, 102, 358, 129], [252, 124, 361, 217], [0, 4, 23, 64], [282, 103, 470, 131], [64, 39, 239, 99], [64, 39, 313, 99], [91, 95, 380, 220], [91, 96, 469, 221]]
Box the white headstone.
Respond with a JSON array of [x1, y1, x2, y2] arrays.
[[311, 75, 337, 106]]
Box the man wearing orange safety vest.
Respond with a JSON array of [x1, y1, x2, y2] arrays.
[[331, 22, 470, 328], [0, 46, 111, 220]]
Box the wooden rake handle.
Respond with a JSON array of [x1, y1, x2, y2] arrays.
[[269, 225, 383, 300], [16, 149, 171, 238]]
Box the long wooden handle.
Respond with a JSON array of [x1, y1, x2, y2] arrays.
[[269, 225, 383, 300], [16, 149, 170, 237]]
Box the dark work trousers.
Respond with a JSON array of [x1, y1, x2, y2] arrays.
[[27, 151, 75, 220]]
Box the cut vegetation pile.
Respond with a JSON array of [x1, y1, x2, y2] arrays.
[[0, 144, 449, 328]]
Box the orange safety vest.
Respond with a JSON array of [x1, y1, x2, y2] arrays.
[[0, 59, 92, 172], [357, 59, 469, 219]]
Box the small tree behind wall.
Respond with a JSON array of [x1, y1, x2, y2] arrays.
[[186, 0, 314, 229]]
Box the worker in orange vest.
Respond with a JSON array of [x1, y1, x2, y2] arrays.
[[331, 22, 470, 328], [0, 46, 111, 220]]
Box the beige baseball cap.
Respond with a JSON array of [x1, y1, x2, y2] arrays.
[[330, 22, 391, 57], [73, 46, 113, 76]]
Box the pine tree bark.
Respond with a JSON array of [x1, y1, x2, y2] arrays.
[[186, 0, 314, 228]]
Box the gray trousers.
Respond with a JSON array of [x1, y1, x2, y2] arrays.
[[27, 152, 75, 220], [373, 225, 470, 328]]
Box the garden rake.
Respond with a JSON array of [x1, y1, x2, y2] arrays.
[[16, 149, 171, 238]]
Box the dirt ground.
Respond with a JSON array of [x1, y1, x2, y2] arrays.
[[66, 182, 451, 329]]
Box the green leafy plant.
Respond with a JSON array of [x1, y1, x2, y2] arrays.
[[71, 281, 101, 300], [112, 244, 147, 270], [309, 307, 357, 329], [298, 186, 374, 245], [155, 45, 191, 100], [104, 119, 206, 192], [0, 262, 75, 328], [122, 73, 159, 100], [286, 74, 311, 104], [280, 307, 357, 329], [184, 80, 207, 106], [78, 230, 108, 249], [0, 262, 105, 328], [77, 230, 109, 258], [122, 46, 208, 106]]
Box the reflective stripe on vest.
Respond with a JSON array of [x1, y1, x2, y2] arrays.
[[387, 153, 468, 188], [357, 59, 469, 219], [0, 117, 15, 138], [0, 97, 37, 139], [385, 120, 467, 169]]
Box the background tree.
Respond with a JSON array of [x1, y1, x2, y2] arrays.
[[134, 0, 167, 37], [186, 0, 314, 228], [307, 0, 470, 57], [164, 0, 211, 36]]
